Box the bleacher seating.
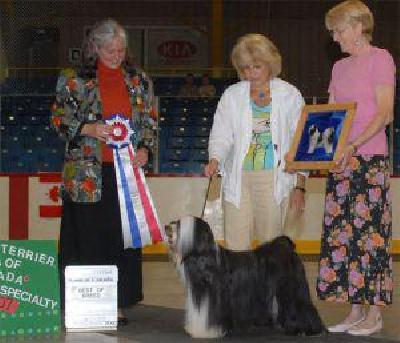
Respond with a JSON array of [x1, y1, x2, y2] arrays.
[[0, 76, 57, 95], [0, 89, 64, 173], [0, 75, 241, 174], [153, 76, 231, 173], [2, 75, 398, 175], [158, 97, 218, 173], [153, 76, 236, 97]]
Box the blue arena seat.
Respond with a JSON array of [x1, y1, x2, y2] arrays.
[[168, 136, 191, 149], [158, 96, 217, 173], [192, 137, 208, 148], [170, 125, 192, 137], [192, 114, 213, 126], [166, 148, 190, 161], [38, 150, 63, 172], [2, 114, 19, 125], [191, 149, 208, 162], [1, 133, 25, 148], [192, 126, 211, 137]]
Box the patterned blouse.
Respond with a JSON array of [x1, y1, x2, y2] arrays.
[[51, 64, 156, 203]]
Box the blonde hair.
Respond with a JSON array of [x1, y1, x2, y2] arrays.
[[231, 33, 282, 80], [325, 0, 374, 42]]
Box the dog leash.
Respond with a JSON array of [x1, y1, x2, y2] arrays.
[[200, 173, 220, 219], [201, 176, 213, 220]]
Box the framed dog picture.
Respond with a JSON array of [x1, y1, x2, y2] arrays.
[[285, 102, 356, 170]]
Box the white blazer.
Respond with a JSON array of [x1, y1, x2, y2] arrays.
[[208, 78, 305, 208]]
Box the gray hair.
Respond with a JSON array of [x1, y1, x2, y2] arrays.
[[84, 19, 127, 61]]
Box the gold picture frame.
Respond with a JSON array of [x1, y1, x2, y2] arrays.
[[285, 102, 356, 170]]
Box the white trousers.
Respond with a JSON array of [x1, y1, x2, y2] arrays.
[[224, 170, 299, 251]]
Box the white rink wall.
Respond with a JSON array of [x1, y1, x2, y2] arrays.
[[0, 176, 399, 253]]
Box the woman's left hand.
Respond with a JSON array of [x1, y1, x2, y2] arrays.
[[134, 147, 148, 167], [290, 188, 305, 218]]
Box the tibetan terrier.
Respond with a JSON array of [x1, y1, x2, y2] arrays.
[[166, 216, 326, 339], [308, 125, 334, 154]]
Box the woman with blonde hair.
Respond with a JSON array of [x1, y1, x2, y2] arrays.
[[317, 0, 395, 336], [205, 33, 306, 250]]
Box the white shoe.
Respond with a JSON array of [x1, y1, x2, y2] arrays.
[[347, 315, 383, 336], [328, 316, 366, 333]]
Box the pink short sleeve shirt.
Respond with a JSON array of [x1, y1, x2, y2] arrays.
[[328, 47, 396, 155]]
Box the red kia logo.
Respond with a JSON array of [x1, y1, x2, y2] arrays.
[[158, 41, 196, 58]]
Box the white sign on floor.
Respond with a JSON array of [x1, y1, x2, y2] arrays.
[[65, 265, 118, 331]]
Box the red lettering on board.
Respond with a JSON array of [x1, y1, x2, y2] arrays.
[[0, 296, 19, 314]]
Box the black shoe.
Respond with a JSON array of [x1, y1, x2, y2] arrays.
[[118, 317, 128, 327]]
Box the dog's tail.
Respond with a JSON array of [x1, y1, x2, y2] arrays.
[[270, 235, 296, 252], [265, 235, 327, 336]]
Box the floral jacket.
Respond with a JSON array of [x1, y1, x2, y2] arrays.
[[51, 65, 156, 203]]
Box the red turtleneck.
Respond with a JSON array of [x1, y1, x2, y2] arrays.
[[98, 60, 132, 162]]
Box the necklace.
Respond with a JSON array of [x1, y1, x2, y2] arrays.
[[251, 87, 270, 106]]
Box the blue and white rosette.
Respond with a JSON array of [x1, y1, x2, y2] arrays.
[[106, 114, 165, 249]]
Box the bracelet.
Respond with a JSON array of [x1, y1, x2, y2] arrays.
[[294, 186, 306, 193]]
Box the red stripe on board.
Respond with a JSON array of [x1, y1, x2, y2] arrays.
[[9, 176, 29, 239], [38, 173, 62, 183], [39, 205, 62, 218]]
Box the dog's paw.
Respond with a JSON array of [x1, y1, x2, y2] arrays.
[[184, 324, 225, 339]]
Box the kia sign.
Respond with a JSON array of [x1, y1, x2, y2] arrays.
[[157, 40, 197, 59], [147, 27, 208, 67]]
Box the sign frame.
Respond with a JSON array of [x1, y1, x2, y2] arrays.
[[285, 102, 356, 170]]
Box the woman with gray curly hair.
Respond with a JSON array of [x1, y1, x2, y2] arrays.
[[52, 19, 156, 326]]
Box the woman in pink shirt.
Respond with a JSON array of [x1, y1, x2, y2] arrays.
[[316, 0, 395, 336]]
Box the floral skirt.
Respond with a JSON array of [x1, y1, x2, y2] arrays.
[[317, 155, 392, 305]]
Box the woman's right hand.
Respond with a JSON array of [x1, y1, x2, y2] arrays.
[[204, 158, 219, 177], [81, 123, 113, 142], [331, 144, 356, 173]]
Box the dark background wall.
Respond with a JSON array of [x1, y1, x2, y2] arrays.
[[0, 0, 399, 97]]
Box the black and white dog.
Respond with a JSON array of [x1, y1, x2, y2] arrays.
[[166, 216, 326, 338], [308, 125, 334, 154]]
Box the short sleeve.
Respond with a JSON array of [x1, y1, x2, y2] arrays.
[[371, 49, 396, 86], [328, 62, 338, 95]]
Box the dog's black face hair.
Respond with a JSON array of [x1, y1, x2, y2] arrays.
[[308, 124, 317, 135], [326, 129, 334, 144], [170, 216, 326, 338], [309, 125, 322, 144]]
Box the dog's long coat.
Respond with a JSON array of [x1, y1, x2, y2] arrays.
[[169, 216, 326, 338]]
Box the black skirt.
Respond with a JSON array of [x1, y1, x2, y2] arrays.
[[59, 164, 143, 308]]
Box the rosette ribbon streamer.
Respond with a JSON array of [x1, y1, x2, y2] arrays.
[[106, 114, 165, 248]]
